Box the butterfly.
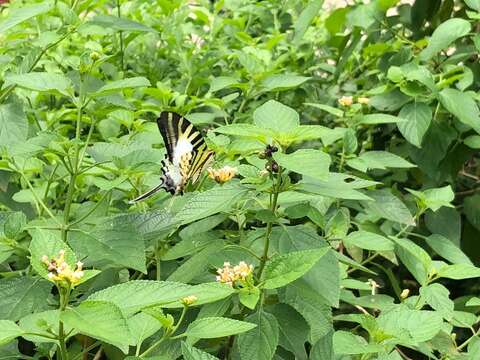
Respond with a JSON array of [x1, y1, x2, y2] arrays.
[[129, 112, 214, 203]]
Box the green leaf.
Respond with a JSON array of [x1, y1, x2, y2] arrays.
[[464, 135, 480, 149], [19, 310, 76, 344], [293, 0, 324, 43], [347, 151, 414, 172], [88, 14, 157, 33], [0, 102, 28, 147], [419, 283, 454, 320], [88, 281, 234, 316], [93, 77, 151, 96], [397, 102, 432, 147], [261, 75, 310, 92], [5, 72, 73, 96], [263, 248, 329, 289], [406, 185, 454, 212], [465, 0, 480, 11], [68, 218, 146, 273], [333, 331, 383, 355], [425, 234, 473, 265], [437, 264, 480, 280], [304, 102, 344, 117], [0, 321, 24, 346], [392, 237, 432, 285], [310, 332, 334, 360], [357, 113, 406, 125], [184, 317, 256, 339], [439, 88, 480, 134], [176, 184, 248, 225], [237, 311, 279, 360], [419, 18, 471, 61], [364, 190, 415, 226], [253, 100, 299, 134], [61, 300, 133, 353], [344, 231, 394, 251], [181, 342, 219, 360], [127, 312, 162, 347], [273, 149, 331, 180], [267, 304, 308, 359], [377, 309, 443, 343], [0, 276, 51, 321], [0, 1, 53, 33], [28, 229, 77, 281]]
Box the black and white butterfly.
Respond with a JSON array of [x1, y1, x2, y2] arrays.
[[129, 112, 214, 203]]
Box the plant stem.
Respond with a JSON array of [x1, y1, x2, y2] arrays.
[[257, 168, 282, 280], [116, 0, 124, 71], [140, 305, 188, 358], [62, 103, 83, 242], [57, 286, 71, 360]]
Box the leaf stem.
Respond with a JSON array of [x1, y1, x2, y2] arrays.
[[257, 167, 282, 280]]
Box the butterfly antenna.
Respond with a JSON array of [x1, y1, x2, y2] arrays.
[[128, 181, 165, 204]]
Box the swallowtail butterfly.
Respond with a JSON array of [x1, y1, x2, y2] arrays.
[[129, 112, 213, 203]]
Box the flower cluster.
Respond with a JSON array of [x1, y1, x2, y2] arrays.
[[216, 261, 254, 287], [41, 250, 84, 285], [338, 96, 370, 106], [207, 166, 237, 184]]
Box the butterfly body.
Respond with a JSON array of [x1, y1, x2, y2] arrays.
[[129, 112, 213, 203]]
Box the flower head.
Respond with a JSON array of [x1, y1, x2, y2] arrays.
[[357, 97, 370, 105], [338, 96, 353, 107], [41, 250, 84, 286], [181, 295, 198, 306], [207, 166, 237, 184], [216, 261, 254, 287]]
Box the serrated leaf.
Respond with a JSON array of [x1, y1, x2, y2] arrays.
[[127, 312, 162, 347], [437, 264, 480, 280], [304, 102, 344, 117], [419, 18, 471, 61], [0, 276, 52, 321], [88, 15, 156, 33], [184, 317, 256, 339], [407, 186, 454, 212], [392, 237, 432, 285], [377, 309, 443, 343], [5, 72, 73, 97], [93, 77, 151, 96], [347, 151, 414, 172], [420, 283, 454, 320], [61, 300, 133, 353], [0, 1, 53, 33], [19, 309, 76, 344], [261, 75, 310, 92], [357, 113, 406, 124], [439, 88, 480, 134], [0, 103, 28, 148], [344, 231, 394, 251], [365, 190, 415, 226], [273, 149, 330, 180], [398, 102, 432, 147], [425, 234, 472, 265], [253, 100, 299, 134], [0, 321, 24, 346], [88, 281, 234, 316], [263, 248, 329, 289], [237, 311, 278, 360], [176, 184, 248, 225], [333, 331, 383, 354], [28, 229, 77, 281], [181, 342, 219, 360]]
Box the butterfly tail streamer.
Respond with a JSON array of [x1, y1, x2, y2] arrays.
[[128, 181, 165, 204]]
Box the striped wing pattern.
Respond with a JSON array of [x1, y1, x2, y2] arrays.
[[128, 112, 213, 203]]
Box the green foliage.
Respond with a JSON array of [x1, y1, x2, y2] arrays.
[[1, 0, 480, 359]]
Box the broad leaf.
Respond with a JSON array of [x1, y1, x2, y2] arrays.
[[419, 18, 471, 60], [437, 264, 480, 280], [419, 283, 454, 320], [237, 311, 278, 360], [61, 300, 133, 353], [93, 77, 151, 96], [127, 312, 162, 347], [5, 72, 73, 97], [392, 237, 432, 285], [439, 89, 480, 134], [357, 114, 406, 125], [0, 321, 24, 346], [333, 331, 383, 354], [184, 317, 256, 339], [88, 15, 157, 33], [407, 185, 454, 212], [273, 149, 331, 180], [397, 102, 432, 147], [0, 103, 28, 147], [344, 231, 394, 251], [253, 100, 299, 134], [347, 151, 414, 172], [364, 190, 415, 226], [181, 342, 219, 360], [263, 248, 329, 289], [0, 1, 53, 33], [261, 75, 310, 92], [425, 234, 472, 265]]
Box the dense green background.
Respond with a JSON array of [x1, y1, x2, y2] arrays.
[[1, 0, 480, 359]]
